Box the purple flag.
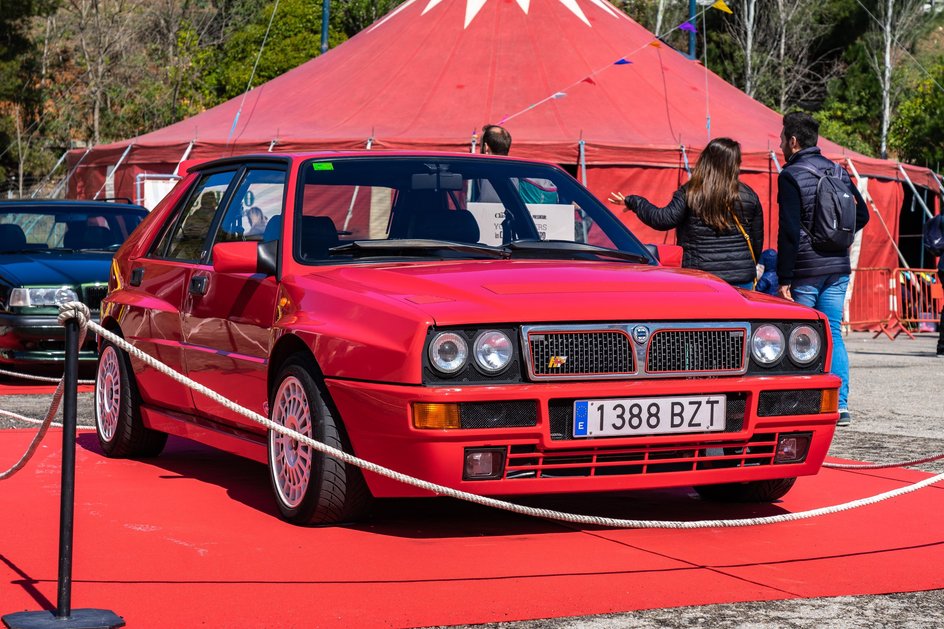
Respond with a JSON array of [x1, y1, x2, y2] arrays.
[[679, 21, 697, 33]]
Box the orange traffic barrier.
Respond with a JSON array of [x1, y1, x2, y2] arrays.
[[893, 268, 943, 339], [847, 268, 893, 334]]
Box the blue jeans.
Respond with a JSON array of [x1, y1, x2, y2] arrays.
[[792, 274, 850, 409], [733, 281, 755, 290]]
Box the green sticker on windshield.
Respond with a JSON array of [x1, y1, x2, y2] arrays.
[[311, 162, 334, 171]]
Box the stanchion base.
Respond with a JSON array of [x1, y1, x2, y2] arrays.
[[2, 609, 124, 629]]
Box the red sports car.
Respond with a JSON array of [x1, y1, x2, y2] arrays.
[[96, 152, 839, 524]]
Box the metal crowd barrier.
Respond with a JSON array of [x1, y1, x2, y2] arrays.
[[847, 267, 943, 339]]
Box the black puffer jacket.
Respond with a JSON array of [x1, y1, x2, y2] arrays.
[[625, 182, 764, 285]]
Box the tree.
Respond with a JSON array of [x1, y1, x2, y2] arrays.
[[864, 0, 926, 158], [890, 59, 944, 167]]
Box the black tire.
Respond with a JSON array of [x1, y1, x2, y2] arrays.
[[94, 341, 167, 458], [694, 477, 797, 502], [268, 356, 372, 525]]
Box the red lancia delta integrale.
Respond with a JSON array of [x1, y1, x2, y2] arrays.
[[96, 152, 840, 524]]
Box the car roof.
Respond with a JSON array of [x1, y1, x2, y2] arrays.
[[0, 199, 148, 214], [188, 150, 559, 173]]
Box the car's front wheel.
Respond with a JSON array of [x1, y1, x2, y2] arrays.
[[694, 477, 796, 502], [268, 358, 372, 524], [95, 341, 167, 458]]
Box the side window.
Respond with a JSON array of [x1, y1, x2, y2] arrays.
[[213, 168, 286, 246], [156, 171, 235, 261]]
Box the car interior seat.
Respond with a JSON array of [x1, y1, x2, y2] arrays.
[[408, 208, 481, 244], [261, 214, 282, 242], [0, 224, 27, 249], [299, 216, 340, 260], [388, 189, 449, 238]]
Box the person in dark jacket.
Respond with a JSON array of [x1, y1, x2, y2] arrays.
[[776, 112, 869, 427], [608, 137, 763, 288]]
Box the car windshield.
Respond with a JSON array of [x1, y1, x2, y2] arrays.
[[294, 156, 653, 264], [0, 206, 146, 253]]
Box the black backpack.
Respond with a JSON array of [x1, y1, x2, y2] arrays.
[[924, 213, 944, 257], [794, 162, 857, 252]]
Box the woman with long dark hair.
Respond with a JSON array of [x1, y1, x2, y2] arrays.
[[608, 137, 763, 288]]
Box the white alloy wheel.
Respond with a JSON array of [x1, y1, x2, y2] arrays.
[[96, 344, 122, 443], [269, 375, 314, 509]]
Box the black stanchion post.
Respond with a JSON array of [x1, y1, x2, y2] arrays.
[[3, 315, 124, 629]]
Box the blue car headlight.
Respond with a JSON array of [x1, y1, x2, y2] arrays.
[[8, 287, 79, 307]]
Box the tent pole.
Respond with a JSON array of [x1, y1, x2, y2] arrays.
[[341, 136, 374, 232], [578, 138, 586, 186], [93, 143, 134, 200], [846, 158, 909, 269], [173, 140, 196, 176], [680, 145, 692, 180], [30, 149, 69, 198], [50, 147, 91, 199], [769, 150, 782, 173], [897, 163, 934, 221]]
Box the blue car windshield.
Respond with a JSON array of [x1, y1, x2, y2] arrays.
[[0, 207, 146, 253], [293, 156, 652, 264]]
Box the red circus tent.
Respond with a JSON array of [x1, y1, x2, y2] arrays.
[[68, 0, 940, 275]]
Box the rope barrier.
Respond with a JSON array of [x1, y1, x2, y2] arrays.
[[824, 453, 944, 470], [44, 302, 941, 530], [0, 367, 94, 386]]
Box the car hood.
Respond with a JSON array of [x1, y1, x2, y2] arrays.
[[307, 260, 817, 325], [0, 252, 112, 287]]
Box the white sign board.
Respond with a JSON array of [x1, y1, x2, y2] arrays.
[[142, 179, 179, 210], [468, 203, 574, 245]]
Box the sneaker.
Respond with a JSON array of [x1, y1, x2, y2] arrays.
[[836, 410, 851, 427]]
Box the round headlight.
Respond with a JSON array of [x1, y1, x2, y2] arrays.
[[428, 332, 468, 374], [788, 325, 821, 365], [473, 331, 513, 373], [751, 324, 785, 365]]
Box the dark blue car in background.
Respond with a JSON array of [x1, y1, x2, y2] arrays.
[[0, 199, 148, 369]]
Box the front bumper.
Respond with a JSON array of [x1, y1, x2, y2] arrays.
[[0, 312, 99, 365], [325, 374, 840, 498]]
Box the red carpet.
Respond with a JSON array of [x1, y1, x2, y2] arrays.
[[1, 429, 942, 628], [0, 382, 93, 395]]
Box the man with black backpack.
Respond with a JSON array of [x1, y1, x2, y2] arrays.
[[776, 112, 869, 427], [923, 212, 944, 357]]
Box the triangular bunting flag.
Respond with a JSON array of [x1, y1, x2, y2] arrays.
[[711, 0, 733, 14], [649, 41, 662, 48], [679, 21, 697, 33], [581, 76, 597, 85], [614, 58, 632, 65]]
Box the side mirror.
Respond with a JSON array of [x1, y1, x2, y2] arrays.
[[647, 243, 683, 268], [212, 241, 277, 276]]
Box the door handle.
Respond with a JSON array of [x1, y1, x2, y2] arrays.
[[189, 276, 209, 296], [130, 267, 144, 286]]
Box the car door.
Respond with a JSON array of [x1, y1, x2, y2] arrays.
[[127, 169, 238, 414], [181, 165, 287, 433]]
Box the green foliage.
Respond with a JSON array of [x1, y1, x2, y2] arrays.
[[204, 0, 348, 103], [890, 59, 944, 167], [816, 43, 882, 157]]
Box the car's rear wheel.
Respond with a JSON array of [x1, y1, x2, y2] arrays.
[[268, 357, 372, 524], [694, 477, 797, 502], [95, 341, 167, 457]]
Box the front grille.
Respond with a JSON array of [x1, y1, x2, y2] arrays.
[[503, 432, 779, 479], [81, 284, 109, 311], [549, 394, 746, 440], [647, 329, 745, 373], [528, 330, 634, 378]]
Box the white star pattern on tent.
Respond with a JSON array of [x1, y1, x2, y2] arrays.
[[371, 0, 620, 31]]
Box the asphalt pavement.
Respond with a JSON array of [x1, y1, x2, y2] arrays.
[[1, 331, 942, 627]]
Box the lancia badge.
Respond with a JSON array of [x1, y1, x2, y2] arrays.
[[632, 325, 650, 344]]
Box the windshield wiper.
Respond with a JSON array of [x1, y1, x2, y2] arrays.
[[329, 239, 508, 259], [505, 240, 651, 263]]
